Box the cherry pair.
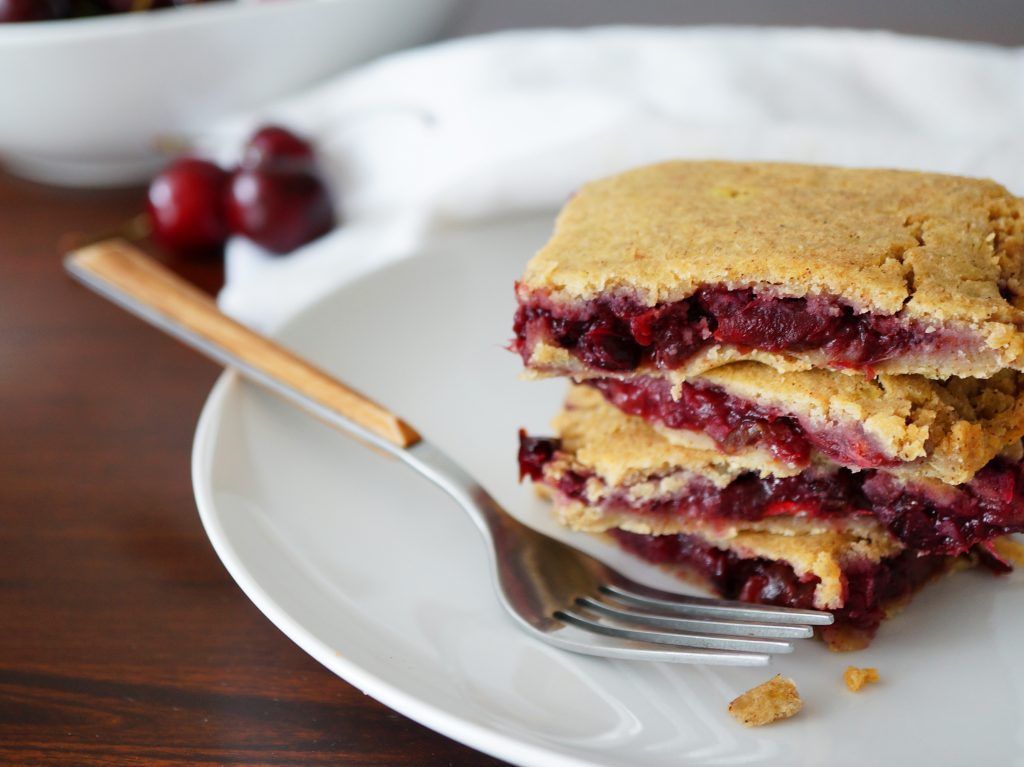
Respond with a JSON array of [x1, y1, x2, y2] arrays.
[[147, 126, 336, 256]]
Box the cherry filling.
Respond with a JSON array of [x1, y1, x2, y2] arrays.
[[608, 529, 952, 639], [512, 286, 961, 373], [517, 435, 1024, 556], [587, 376, 895, 469], [518, 430, 560, 481]]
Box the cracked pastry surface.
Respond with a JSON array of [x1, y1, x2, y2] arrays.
[[513, 159, 1024, 651], [551, 383, 1024, 487], [521, 386, 1024, 558], [728, 676, 802, 726], [519, 391, 1016, 647], [515, 160, 1024, 378], [583, 363, 1024, 486]]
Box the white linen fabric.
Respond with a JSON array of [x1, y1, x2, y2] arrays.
[[211, 26, 1024, 329]]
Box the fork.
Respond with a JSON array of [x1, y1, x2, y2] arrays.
[[65, 239, 833, 667]]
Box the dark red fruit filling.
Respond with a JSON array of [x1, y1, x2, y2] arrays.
[[517, 430, 560, 481], [861, 464, 1024, 557], [588, 376, 895, 469], [608, 529, 952, 638], [517, 433, 1024, 556], [513, 287, 941, 373]]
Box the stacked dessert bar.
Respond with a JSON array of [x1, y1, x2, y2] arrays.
[[513, 161, 1024, 649]]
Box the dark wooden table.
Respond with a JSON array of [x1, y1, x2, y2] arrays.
[[0, 169, 507, 765]]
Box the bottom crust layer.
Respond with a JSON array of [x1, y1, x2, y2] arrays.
[[608, 529, 959, 650]]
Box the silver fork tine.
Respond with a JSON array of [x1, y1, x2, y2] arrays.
[[577, 596, 815, 639], [602, 582, 835, 625], [557, 607, 795, 654], [547, 623, 772, 666]]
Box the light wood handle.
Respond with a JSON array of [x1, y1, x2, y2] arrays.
[[66, 239, 422, 449]]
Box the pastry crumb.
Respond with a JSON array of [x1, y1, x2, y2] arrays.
[[727, 675, 802, 727], [843, 666, 880, 692], [991, 536, 1024, 566]]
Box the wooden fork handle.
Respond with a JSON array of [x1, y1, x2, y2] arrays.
[[65, 239, 422, 450]]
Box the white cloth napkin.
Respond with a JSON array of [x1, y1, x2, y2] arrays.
[[211, 26, 1024, 329]]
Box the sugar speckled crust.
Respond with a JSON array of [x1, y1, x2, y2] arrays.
[[598, 362, 1024, 486], [695, 365, 1024, 485], [520, 161, 1024, 376], [552, 380, 1024, 489], [551, 384, 797, 486], [728, 676, 802, 727]]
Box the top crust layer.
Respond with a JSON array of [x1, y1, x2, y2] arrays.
[[682, 363, 1024, 486], [521, 161, 1024, 352]]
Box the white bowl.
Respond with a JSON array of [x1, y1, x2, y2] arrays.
[[0, 0, 458, 187]]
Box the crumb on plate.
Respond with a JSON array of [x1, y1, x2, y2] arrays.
[[991, 536, 1024, 567], [727, 674, 802, 727], [843, 666, 880, 692]]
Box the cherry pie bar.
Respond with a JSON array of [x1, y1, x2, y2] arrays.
[[514, 161, 1024, 649], [513, 162, 1024, 380], [520, 386, 1019, 648]]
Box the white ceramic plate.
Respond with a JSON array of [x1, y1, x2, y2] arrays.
[[192, 212, 1024, 767]]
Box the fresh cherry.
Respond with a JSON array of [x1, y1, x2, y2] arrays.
[[242, 125, 315, 170], [226, 124, 334, 253], [0, 0, 70, 21], [146, 158, 229, 254], [226, 166, 334, 255], [146, 124, 334, 257]]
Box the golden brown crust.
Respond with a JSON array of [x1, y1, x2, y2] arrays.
[[824, 626, 875, 652], [521, 161, 1024, 377], [552, 380, 1024, 490], [728, 675, 802, 727], [703, 366, 1024, 486], [551, 384, 791, 486], [552, 362, 1024, 486]]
